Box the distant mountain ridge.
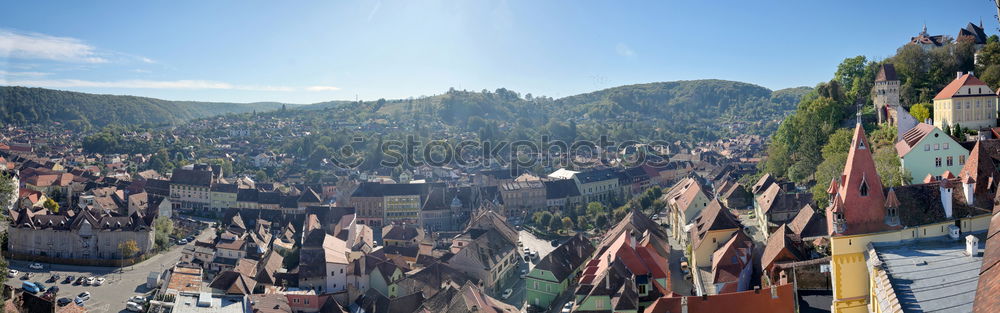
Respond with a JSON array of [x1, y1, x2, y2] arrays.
[[0, 86, 293, 129]]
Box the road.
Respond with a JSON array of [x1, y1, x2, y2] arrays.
[[496, 230, 560, 311], [7, 224, 213, 313]]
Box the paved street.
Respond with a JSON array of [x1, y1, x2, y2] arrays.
[[6, 224, 213, 313], [495, 230, 561, 311]]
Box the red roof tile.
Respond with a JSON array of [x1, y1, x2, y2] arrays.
[[934, 73, 990, 100]]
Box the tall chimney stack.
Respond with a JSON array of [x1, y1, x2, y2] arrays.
[[958, 71, 963, 79]]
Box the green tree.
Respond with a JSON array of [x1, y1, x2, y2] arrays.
[[548, 215, 563, 231], [118, 240, 140, 258], [154, 216, 174, 249], [562, 217, 575, 231], [537, 211, 552, 228], [0, 173, 16, 296], [43, 198, 59, 213], [909, 102, 933, 123]]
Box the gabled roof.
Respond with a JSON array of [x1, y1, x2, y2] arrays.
[[787, 205, 827, 239], [761, 225, 804, 273], [690, 200, 741, 249], [894, 123, 938, 157], [544, 179, 581, 199], [959, 140, 1000, 205], [934, 73, 991, 100], [532, 234, 595, 282], [711, 231, 752, 286]]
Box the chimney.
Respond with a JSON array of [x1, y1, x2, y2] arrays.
[[970, 71, 975, 76], [939, 180, 953, 218], [963, 177, 975, 205], [966, 235, 980, 256], [770, 285, 778, 299], [605, 254, 612, 290], [629, 230, 637, 249], [681, 296, 688, 313], [958, 71, 964, 79]]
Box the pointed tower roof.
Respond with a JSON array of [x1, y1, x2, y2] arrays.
[[828, 124, 890, 235], [959, 140, 999, 195], [884, 188, 900, 208], [826, 177, 839, 195]]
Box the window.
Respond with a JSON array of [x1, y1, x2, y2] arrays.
[[960, 155, 966, 165], [944, 143, 949, 150], [935, 157, 942, 167], [924, 144, 931, 151], [934, 143, 940, 150], [947, 156, 953, 166], [860, 179, 869, 196], [639, 284, 647, 294]]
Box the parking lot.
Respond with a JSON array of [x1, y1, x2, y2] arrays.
[[6, 223, 212, 313]]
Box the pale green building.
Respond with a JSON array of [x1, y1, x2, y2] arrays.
[[895, 123, 969, 184]]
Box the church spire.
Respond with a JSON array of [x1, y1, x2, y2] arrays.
[[827, 123, 889, 235]]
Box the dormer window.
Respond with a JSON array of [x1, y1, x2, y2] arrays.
[[859, 179, 869, 197], [885, 207, 899, 226], [858, 139, 866, 150]]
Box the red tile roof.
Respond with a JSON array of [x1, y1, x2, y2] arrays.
[[827, 124, 893, 236], [644, 283, 796, 313], [934, 73, 989, 100]]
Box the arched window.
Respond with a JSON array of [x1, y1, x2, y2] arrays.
[[859, 179, 869, 197]]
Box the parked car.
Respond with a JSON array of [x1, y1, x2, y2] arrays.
[[33, 282, 47, 291], [63, 275, 74, 284], [501, 288, 513, 299], [29, 263, 43, 270], [47, 274, 60, 283], [523, 248, 531, 255], [126, 302, 143, 312], [187, 236, 195, 242], [21, 281, 40, 294], [57, 297, 72, 306], [178, 239, 188, 245], [85, 277, 95, 286], [75, 292, 91, 304], [94, 277, 105, 286], [7, 269, 17, 278], [562, 301, 575, 313], [20, 273, 31, 280], [74, 277, 85, 285], [128, 296, 147, 303], [46, 286, 59, 294], [680, 257, 690, 274]]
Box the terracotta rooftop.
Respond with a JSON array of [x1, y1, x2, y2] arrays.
[[934, 73, 990, 100]]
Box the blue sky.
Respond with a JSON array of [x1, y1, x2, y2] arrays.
[[1, 0, 998, 103]]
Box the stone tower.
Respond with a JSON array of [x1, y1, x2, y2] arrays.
[[873, 63, 901, 124]]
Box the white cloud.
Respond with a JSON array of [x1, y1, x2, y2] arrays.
[[0, 29, 108, 63], [139, 57, 155, 64], [0, 70, 50, 77], [0, 78, 338, 92], [616, 42, 636, 57], [306, 85, 341, 91]]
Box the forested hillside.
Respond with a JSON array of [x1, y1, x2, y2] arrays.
[[0, 86, 290, 130], [294, 80, 812, 144]]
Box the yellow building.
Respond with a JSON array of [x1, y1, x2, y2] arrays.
[[932, 72, 997, 131], [687, 200, 740, 282]]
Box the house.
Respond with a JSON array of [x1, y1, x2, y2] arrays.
[[525, 234, 595, 308], [446, 211, 519, 296], [688, 199, 742, 281], [786, 205, 827, 242], [753, 183, 811, 232], [760, 225, 806, 281], [543, 179, 582, 209], [415, 281, 518, 313], [910, 24, 948, 50], [714, 179, 750, 211], [572, 210, 671, 311], [572, 168, 621, 204], [498, 180, 546, 213], [933, 72, 998, 131], [957, 139, 1000, 208], [663, 177, 711, 240], [896, 123, 969, 184], [210, 183, 239, 212], [7, 206, 154, 261], [170, 165, 215, 211], [710, 231, 753, 294], [381, 224, 424, 248]]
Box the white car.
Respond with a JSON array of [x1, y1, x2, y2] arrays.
[[75, 291, 91, 304], [94, 277, 105, 286], [85, 277, 95, 286], [7, 269, 18, 278], [562, 301, 575, 313], [501, 288, 513, 299], [128, 296, 146, 303], [126, 301, 143, 312], [29, 263, 43, 270]]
